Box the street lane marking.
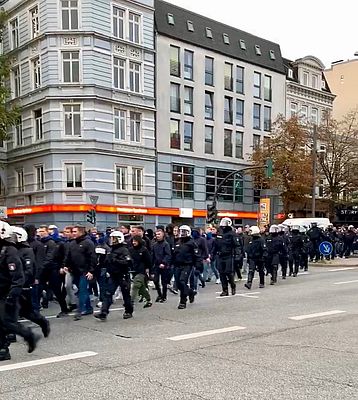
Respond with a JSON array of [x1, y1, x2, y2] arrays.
[[216, 291, 260, 299], [333, 280, 358, 285], [289, 310, 346, 321], [329, 267, 357, 272], [0, 351, 97, 372], [167, 326, 246, 341]]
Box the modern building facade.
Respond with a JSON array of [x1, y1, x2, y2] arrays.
[[154, 0, 286, 226], [1, 0, 156, 228], [325, 59, 358, 120]]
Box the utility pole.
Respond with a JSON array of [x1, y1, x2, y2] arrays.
[[311, 124, 317, 217]]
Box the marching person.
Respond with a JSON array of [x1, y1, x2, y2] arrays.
[[288, 226, 304, 277], [265, 225, 286, 285], [245, 226, 267, 290]]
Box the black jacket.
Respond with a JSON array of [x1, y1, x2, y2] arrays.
[[17, 244, 36, 288], [65, 234, 96, 275], [193, 236, 209, 261], [40, 236, 59, 271], [212, 227, 242, 260], [152, 239, 172, 268], [288, 232, 304, 255], [0, 242, 24, 299], [105, 244, 132, 277], [172, 237, 201, 269], [129, 244, 152, 275], [247, 236, 266, 261], [28, 238, 45, 280]]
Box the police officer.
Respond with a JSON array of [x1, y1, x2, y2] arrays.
[[265, 225, 286, 285], [244, 226, 266, 290], [212, 218, 242, 296], [278, 225, 289, 279], [287, 225, 304, 277], [172, 225, 201, 309], [0, 221, 40, 361], [307, 222, 323, 262], [299, 226, 310, 271], [95, 231, 133, 321]]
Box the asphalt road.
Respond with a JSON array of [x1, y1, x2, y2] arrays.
[[1, 259, 358, 400]]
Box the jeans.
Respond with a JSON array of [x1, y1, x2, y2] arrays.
[[102, 275, 133, 315], [203, 260, 219, 281], [153, 267, 170, 300], [65, 272, 77, 306], [73, 274, 93, 314], [174, 266, 194, 305]]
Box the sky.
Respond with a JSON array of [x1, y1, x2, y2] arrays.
[[165, 0, 357, 68]]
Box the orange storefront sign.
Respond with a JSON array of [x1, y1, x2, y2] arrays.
[[7, 204, 258, 219]]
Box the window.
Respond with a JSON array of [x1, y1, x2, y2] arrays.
[[264, 75, 272, 101], [35, 165, 44, 190], [290, 102, 297, 117], [129, 112, 141, 142], [224, 96, 233, 124], [319, 179, 324, 197], [253, 188, 261, 203], [61, 0, 79, 30], [253, 103, 261, 130], [32, 57, 41, 89], [172, 164, 194, 199], [236, 66, 244, 94], [311, 108, 318, 125], [64, 104, 81, 136], [170, 46, 180, 77], [300, 105, 308, 120], [235, 131, 243, 159], [15, 117, 23, 147], [10, 18, 19, 49], [65, 164, 82, 188], [62, 51, 79, 83], [184, 121, 193, 151], [206, 27, 213, 38], [184, 86, 193, 115], [12, 66, 21, 98], [205, 56, 214, 86], [114, 109, 126, 140], [167, 13, 175, 25], [269, 50, 276, 60], [312, 74, 318, 89], [205, 91, 213, 119], [0, 179, 5, 196], [224, 63, 233, 91], [205, 126, 213, 154], [223, 33, 230, 44], [170, 83, 180, 113], [170, 119, 180, 149], [30, 6, 39, 39], [129, 12, 140, 44], [255, 45, 261, 55], [264, 106, 271, 132], [224, 129, 232, 157], [34, 109, 43, 140], [113, 6, 124, 38], [206, 168, 243, 202], [17, 169, 24, 192], [113, 57, 125, 89], [239, 39, 246, 50], [184, 50, 193, 80], [254, 72, 261, 98], [187, 20, 194, 32], [253, 134, 261, 150], [288, 69, 294, 79], [303, 71, 309, 86], [236, 99, 244, 126], [129, 62, 140, 92], [116, 166, 127, 190], [132, 168, 143, 191]]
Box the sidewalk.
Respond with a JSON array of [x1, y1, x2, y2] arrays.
[[311, 256, 358, 268]]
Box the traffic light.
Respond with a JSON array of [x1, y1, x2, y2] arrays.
[[207, 202, 218, 224], [86, 209, 96, 225], [265, 158, 273, 179]]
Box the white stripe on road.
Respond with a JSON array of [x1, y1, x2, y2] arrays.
[[329, 267, 357, 272], [333, 280, 358, 285], [289, 310, 346, 321], [216, 292, 260, 299], [167, 326, 246, 341], [0, 351, 97, 372]]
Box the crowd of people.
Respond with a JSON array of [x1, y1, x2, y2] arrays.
[[0, 218, 356, 361]]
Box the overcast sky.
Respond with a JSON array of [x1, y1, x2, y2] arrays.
[[166, 0, 356, 68]]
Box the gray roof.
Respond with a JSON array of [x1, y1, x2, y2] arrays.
[[155, 0, 285, 75]]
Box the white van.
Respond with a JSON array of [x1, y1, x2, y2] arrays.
[[282, 217, 331, 229]]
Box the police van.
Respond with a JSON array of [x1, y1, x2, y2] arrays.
[[282, 217, 331, 229]]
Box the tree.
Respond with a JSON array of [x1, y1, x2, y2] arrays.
[[317, 111, 358, 203], [251, 115, 313, 214]]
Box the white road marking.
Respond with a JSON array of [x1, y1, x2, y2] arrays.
[[167, 326, 246, 341], [289, 310, 346, 321], [0, 351, 97, 372], [329, 267, 357, 272], [299, 271, 310, 275], [333, 280, 358, 285], [215, 291, 260, 299]]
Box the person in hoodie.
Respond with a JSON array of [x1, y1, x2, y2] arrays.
[[129, 236, 152, 308], [37, 225, 69, 318], [190, 228, 208, 291], [152, 227, 172, 303]]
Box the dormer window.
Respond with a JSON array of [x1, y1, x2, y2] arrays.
[[322, 80, 326, 89], [187, 20, 194, 32], [239, 39, 246, 50], [255, 45, 261, 56], [167, 13, 174, 25], [223, 33, 230, 45], [288, 69, 293, 79], [206, 27, 213, 39], [269, 50, 276, 60]]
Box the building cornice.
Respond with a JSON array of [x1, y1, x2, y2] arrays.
[[286, 81, 336, 104]]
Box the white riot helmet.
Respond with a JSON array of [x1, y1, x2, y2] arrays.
[[348, 225, 354, 231], [219, 217, 232, 227], [11, 226, 28, 243], [277, 224, 284, 232], [269, 224, 279, 234], [249, 226, 260, 236], [179, 225, 191, 237], [109, 230, 125, 245], [299, 226, 306, 234], [0, 221, 11, 239]]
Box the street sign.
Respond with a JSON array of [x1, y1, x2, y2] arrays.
[[89, 195, 99, 205], [0, 206, 7, 218], [319, 241, 333, 256], [179, 208, 193, 218]]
